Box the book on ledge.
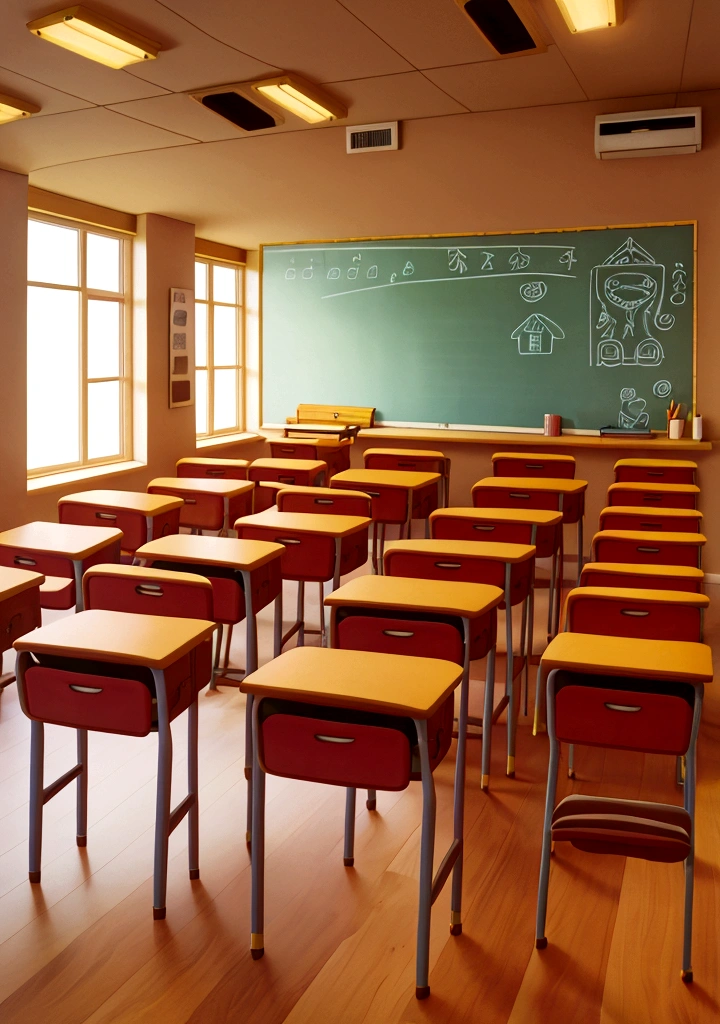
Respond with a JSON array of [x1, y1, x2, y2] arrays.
[[600, 427, 655, 438]]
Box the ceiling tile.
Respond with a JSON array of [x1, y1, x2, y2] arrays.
[[330, 71, 469, 121], [107, 94, 246, 142], [0, 65, 95, 116], [679, 0, 720, 92], [424, 47, 586, 113], [0, 106, 196, 174], [338, 0, 498, 69], [159, 0, 414, 83], [534, 0, 694, 100]]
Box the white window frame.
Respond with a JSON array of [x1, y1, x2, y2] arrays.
[[27, 213, 132, 479], [194, 257, 245, 440]]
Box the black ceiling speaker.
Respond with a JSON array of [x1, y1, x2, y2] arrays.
[[455, 0, 546, 56]]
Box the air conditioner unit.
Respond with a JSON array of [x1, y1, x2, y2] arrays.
[[595, 107, 701, 159]]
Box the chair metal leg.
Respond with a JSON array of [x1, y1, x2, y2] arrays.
[[379, 523, 386, 574], [519, 594, 528, 718], [29, 720, 44, 883], [188, 700, 200, 880], [554, 530, 564, 638], [209, 623, 222, 691], [297, 582, 305, 646], [576, 518, 584, 586], [222, 623, 234, 671], [504, 565, 516, 777], [273, 593, 283, 659], [76, 729, 88, 846], [245, 693, 254, 845], [371, 522, 379, 575], [320, 582, 327, 646], [481, 646, 496, 790], [449, 625, 471, 935], [414, 719, 436, 1000], [681, 698, 701, 981], [250, 701, 266, 960], [366, 788, 377, 810], [547, 551, 557, 640], [152, 712, 173, 920], [343, 788, 356, 866], [535, 682, 560, 948]]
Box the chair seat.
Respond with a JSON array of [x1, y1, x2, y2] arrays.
[[39, 575, 75, 610], [551, 794, 691, 863]]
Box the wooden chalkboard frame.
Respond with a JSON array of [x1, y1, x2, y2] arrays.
[[259, 221, 697, 431]]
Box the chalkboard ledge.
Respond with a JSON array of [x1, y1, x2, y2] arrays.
[[356, 427, 712, 452]]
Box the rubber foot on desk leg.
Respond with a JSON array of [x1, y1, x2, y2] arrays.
[[246, 831, 252, 845], [251, 948, 264, 960], [568, 769, 575, 780], [189, 868, 200, 880], [415, 986, 430, 1001], [681, 970, 693, 984], [76, 835, 87, 847], [244, 766, 251, 781], [343, 857, 354, 867], [366, 798, 376, 811], [481, 774, 489, 791], [29, 870, 41, 884], [153, 907, 166, 920], [536, 937, 548, 950], [450, 923, 462, 936]]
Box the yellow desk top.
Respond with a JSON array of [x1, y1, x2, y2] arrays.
[[608, 481, 700, 495], [240, 646, 463, 719], [176, 457, 249, 468], [384, 539, 535, 563], [363, 448, 445, 460], [540, 632, 713, 683], [83, 563, 214, 589], [137, 534, 283, 570], [566, 585, 709, 608], [472, 476, 588, 494], [593, 529, 706, 546], [271, 437, 351, 450], [276, 486, 372, 504], [250, 458, 327, 472], [235, 509, 370, 538], [614, 458, 698, 470], [14, 609, 215, 669], [599, 505, 703, 520], [491, 451, 575, 463], [581, 562, 704, 581], [0, 521, 123, 559], [332, 469, 441, 490], [0, 565, 45, 600], [431, 507, 562, 526], [325, 574, 503, 618], [59, 490, 184, 515], [148, 477, 254, 498]]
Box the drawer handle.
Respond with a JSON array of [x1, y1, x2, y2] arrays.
[[314, 498, 334, 505], [366, 491, 381, 498], [510, 492, 531, 499], [314, 734, 355, 744], [636, 546, 660, 553], [184, 498, 197, 505], [642, 494, 663, 501], [136, 584, 164, 597], [604, 703, 642, 713], [206, 469, 225, 476], [435, 561, 461, 569], [382, 629, 415, 638], [69, 685, 104, 694], [620, 609, 650, 617], [647, 471, 664, 476], [14, 557, 37, 566], [524, 463, 544, 470], [280, 448, 294, 454], [276, 537, 301, 545], [639, 523, 657, 530], [398, 462, 416, 468], [473, 524, 495, 531], [278, 477, 295, 484], [95, 512, 117, 520]]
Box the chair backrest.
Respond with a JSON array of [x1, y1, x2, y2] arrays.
[[564, 587, 705, 642], [83, 565, 214, 620], [292, 404, 375, 427]]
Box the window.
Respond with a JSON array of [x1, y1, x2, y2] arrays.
[[195, 259, 244, 438], [27, 215, 131, 476]]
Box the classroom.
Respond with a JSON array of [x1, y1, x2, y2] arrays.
[[0, 1, 718, 1021]]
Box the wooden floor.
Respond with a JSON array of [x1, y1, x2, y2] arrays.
[[0, 573, 718, 1024]]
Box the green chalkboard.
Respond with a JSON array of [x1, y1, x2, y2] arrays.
[[261, 224, 695, 431]]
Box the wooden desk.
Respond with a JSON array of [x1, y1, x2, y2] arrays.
[[0, 521, 122, 612], [176, 457, 249, 480], [363, 448, 451, 507], [241, 645, 464, 999], [147, 478, 254, 535], [58, 490, 183, 554], [0, 566, 44, 690], [283, 422, 358, 440]]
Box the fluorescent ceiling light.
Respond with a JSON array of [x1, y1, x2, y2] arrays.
[[27, 6, 160, 69], [553, 0, 623, 33], [0, 92, 40, 124], [252, 76, 346, 124]]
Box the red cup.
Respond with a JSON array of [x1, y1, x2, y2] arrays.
[[544, 414, 561, 437]]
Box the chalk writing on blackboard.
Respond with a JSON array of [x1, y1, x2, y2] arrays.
[[512, 314, 565, 355], [618, 387, 649, 428], [671, 263, 687, 305], [448, 249, 468, 274], [520, 281, 547, 303], [367, 265, 378, 279], [509, 249, 531, 271], [653, 379, 672, 398]]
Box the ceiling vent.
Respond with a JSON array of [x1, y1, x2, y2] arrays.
[[346, 122, 399, 154], [189, 84, 282, 132], [454, 0, 546, 57], [595, 107, 702, 159]]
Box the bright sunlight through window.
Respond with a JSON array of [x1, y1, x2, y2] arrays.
[[195, 259, 244, 438]]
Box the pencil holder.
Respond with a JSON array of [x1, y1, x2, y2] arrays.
[[668, 419, 685, 440]]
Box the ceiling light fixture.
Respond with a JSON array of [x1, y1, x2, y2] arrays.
[[0, 92, 40, 124], [252, 76, 347, 124], [27, 6, 160, 69], [553, 0, 623, 33]]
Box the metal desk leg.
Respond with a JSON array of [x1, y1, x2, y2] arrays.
[[481, 645, 496, 791], [343, 788, 356, 866], [414, 719, 436, 1000], [504, 563, 516, 777], [250, 700, 266, 960], [576, 517, 584, 586]]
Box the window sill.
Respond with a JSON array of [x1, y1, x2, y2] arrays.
[[196, 432, 263, 450], [27, 460, 146, 494]]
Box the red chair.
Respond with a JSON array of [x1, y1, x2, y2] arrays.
[[598, 506, 702, 534], [607, 482, 699, 510], [491, 452, 575, 479], [614, 458, 697, 485], [176, 457, 249, 480], [248, 459, 327, 512], [591, 530, 705, 568]]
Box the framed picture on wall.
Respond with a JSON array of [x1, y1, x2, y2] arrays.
[[169, 287, 194, 408]]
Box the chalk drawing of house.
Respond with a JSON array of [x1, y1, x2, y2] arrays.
[[512, 314, 565, 355]]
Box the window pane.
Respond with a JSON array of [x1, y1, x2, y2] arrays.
[[87, 381, 120, 460], [86, 233, 120, 292], [27, 286, 80, 469], [28, 220, 79, 286], [213, 264, 236, 304], [196, 369, 208, 434], [213, 369, 237, 431], [195, 261, 207, 300], [213, 305, 237, 365], [195, 303, 207, 367], [87, 299, 120, 378]]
